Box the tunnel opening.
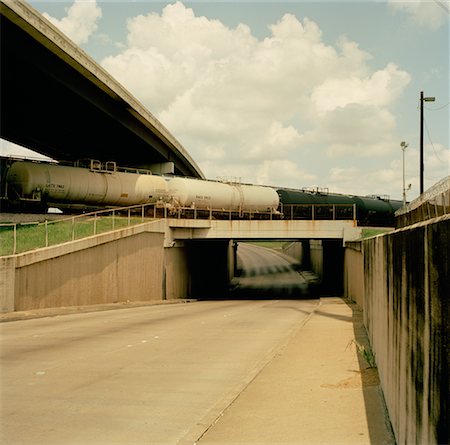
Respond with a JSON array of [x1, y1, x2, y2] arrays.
[[185, 238, 345, 300], [229, 240, 319, 300]]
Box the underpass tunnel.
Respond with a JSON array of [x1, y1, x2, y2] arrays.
[[183, 238, 345, 300], [229, 240, 318, 299], [233, 239, 344, 299]]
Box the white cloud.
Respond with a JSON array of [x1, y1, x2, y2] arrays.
[[311, 63, 411, 115], [255, 160, 317, 187], [99, 2, 415, 193], [43, 0, 102, 45], [328, 142, 449, 200], [388, 0, 449, 30], [314, 104, 397, 157]]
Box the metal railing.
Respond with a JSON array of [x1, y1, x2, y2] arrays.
[[395, 187, 450, 228], [280, 204, 357, 221], [0, 203, 356, 256], [0, 204, 153, 256]]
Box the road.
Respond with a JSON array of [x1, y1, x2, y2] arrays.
[[1, 299, 318, 445], [232, 243, 319, 298]]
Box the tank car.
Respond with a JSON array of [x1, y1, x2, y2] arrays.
[[276, 188, 403, 227], [168, 177, 279, 212], [353, 196, 403, 226], [5, 161, 280, 214], [5, 161, 170, 208]]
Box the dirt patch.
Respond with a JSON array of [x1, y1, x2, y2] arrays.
[[321, 367, 380, 389]]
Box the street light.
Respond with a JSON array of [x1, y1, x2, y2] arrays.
[[400, 141, 411, 207], [420, 91, 435, 194]]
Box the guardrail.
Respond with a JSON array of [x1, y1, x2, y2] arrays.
[[0, 203, 356, 256], [395, 177, 449, 228], [0, 204, 152, 256]]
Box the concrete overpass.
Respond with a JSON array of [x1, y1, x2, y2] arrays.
[[164, 218, 360, 245], [0, 213, 363, 310], [0, 0, 203, 177]]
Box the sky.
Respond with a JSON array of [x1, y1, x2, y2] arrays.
[[1, 0, 449, 201]]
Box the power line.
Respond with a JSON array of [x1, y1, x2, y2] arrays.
[[433, 0, 450, 14], [424, 116, 446, 164], [425, 101, 450, 111]]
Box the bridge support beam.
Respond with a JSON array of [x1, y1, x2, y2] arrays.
[[301, 240, 311, 270], [310, 240, 344, 296], [164, 244, 190, 300]]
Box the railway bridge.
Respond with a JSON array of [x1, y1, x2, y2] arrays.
[[0, 206, 364, 311]]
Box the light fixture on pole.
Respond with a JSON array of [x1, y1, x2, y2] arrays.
[[400, 141, 410, 207], [420, 91, 435, 194]]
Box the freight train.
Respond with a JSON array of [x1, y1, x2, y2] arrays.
[[277, 188, 403, 227], [2, 160, 403, 226], [2, 160, 280, 214]]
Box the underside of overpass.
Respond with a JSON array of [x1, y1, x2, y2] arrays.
[[181, 238, 344, 300], [0, 0, 203, 178]]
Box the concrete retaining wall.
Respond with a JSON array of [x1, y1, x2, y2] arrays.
[[310, 240, 323, 280], [283, 241, 303, 263], [310, 240, 344, 295], [343, 241, 364, 308], [345, 215, 449, 444], [0, 222, 170, 312], [164, 246, 190, 300]]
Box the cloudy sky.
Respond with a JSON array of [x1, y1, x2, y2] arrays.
[[2, 0, 449, 200]]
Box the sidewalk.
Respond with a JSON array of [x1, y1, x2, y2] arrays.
[[195, 297, 395, 445]]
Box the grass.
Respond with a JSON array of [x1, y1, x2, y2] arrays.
[[360, 228, 392, 239], [353, 340, 377, 368], [245, 241, 291, 250], [0, 215, 149, 256]]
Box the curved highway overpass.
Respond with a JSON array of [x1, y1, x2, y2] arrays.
[[0, 0, 204, 178]]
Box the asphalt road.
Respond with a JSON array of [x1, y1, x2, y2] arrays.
[[232, 243, 319, 298], [1, 299, 319, 445]]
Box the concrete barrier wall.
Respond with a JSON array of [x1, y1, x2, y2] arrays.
[[361, 215, 449, 445], [164, 246, 190, 300], [0, 256, 15, 312], [343, 241, 364, 307], [283, 241, 303, 263], [0, 223, 169, 312], [310, 240, 323, 280], [0, 219, 237, 312]]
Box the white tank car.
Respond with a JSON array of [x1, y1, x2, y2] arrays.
[[6, 161, 280, 212], [168, 177, 279, 212], [6, 161, 170, 206]]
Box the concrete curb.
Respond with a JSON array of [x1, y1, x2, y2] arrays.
[[0, 299, 197, 323]]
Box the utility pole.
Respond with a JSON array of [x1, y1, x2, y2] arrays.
[[419, 91, 435, 195]]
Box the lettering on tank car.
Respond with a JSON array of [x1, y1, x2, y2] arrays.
[[46, 183, 65, 192], [121, 193, 129, 198], [195, 195, 211, 200]]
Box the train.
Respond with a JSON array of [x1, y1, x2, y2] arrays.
[[277, 188, 403, 227], [3, 160, 280, 214], [1, 159, 403, 226]]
